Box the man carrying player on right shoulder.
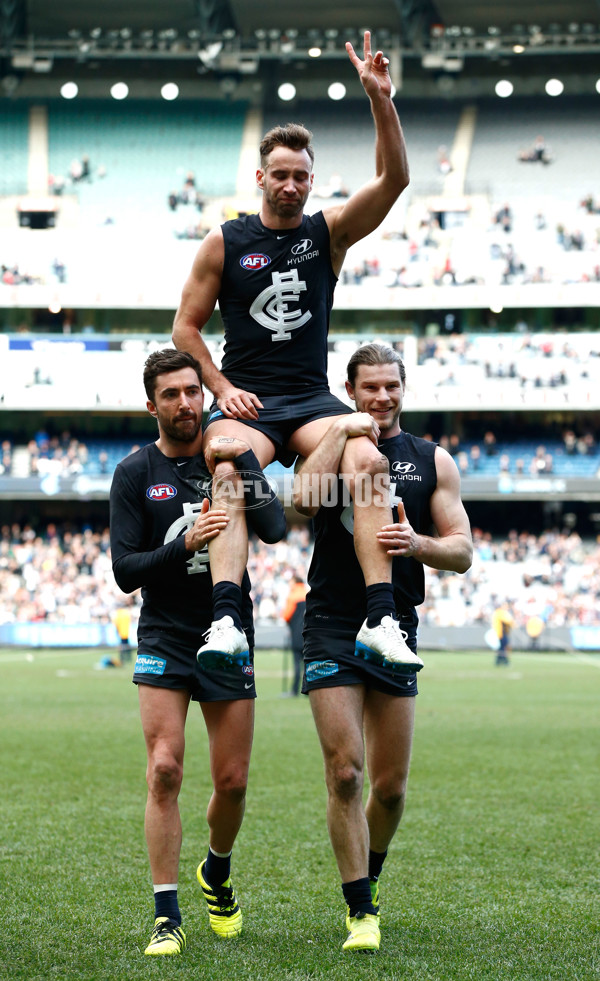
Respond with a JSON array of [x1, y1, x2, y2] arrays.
[[293, 342, 472, 953]]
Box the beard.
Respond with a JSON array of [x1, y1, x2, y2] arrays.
[[159, 414, 201, 443], [263, 185, 309, 219]]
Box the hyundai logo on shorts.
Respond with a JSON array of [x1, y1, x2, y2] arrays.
[[240, 253, 271, 270], [291, 239, 313, 255]]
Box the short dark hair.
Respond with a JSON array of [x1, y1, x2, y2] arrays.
[[346, 343, 406, 388], [259, 123, 314, 169], [143, 348, 203, 401]]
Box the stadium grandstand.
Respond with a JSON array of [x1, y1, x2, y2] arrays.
[[1, 0, 600, 654]]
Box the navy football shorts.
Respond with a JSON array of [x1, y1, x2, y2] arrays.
[[205, 388, 352, 466], [302, 612, 419, 697], [133, 632, 256, 702]]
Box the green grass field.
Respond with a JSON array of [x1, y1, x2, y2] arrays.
[[1, 646, 598, 981]]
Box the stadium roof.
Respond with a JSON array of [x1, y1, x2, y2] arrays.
[[3, 0, 600, 100]]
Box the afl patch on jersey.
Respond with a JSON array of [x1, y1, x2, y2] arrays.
[[240, 253, 271, 270], [146, 483, 177, 501]]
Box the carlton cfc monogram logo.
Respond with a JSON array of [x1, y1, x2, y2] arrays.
[[250, 269, 312, 340]]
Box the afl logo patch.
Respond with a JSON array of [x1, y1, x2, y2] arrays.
[[242, 665, 254, 676], [392, 461, 417, 474], [291, 238, 312, 255], [147, 483, 177, 501], [241, 253, 271, 270]]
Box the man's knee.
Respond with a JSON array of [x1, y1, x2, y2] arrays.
[[327, 759, 364, 802], [342, 437, 389, 478], [371, 775, 407, 813], [213, 764, 249, 803], [212, 461, 244, 506], [147, 752, 183, 799]]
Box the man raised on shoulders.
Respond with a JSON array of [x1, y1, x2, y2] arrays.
[[173, 31, 415, 674]]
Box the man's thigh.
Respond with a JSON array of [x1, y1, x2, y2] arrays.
[[287, 414, 349, 458], [308, 683, 366, 765], [138, 683, 191, 761], [363, 689, 415, 784], [200, 698, 255, 781], [202, 418, 276, 469]]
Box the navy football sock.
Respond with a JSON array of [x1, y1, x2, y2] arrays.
[[154, 887, 181, 926], [204, 847, 232, 887], [212, 581, 243, 631], [365, 583, 395, 628], [368, 848, 388, 882], [342, 877, 378, 918]]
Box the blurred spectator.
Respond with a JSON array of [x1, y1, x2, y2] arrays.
[[281, 575, 308, 697], [580, 194, 600, 215], [437, 145, 452, 175], [48, 174, 66, 196], [313, 173, 350, 198], [0, 440, 12, 475], [483, 431, 497, 456], [449, 433, 461, 456], [457, 451, 469, 476], [530, 445, 554, 475], [518, 135, 552, 165], [577, 433, 595, 455], [491, 601, 514, 666], [52, 258, 66, 284], [494, 203, 512, 233], [69, 158, 83, 182]]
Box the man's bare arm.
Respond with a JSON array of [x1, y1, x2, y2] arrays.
[[172, 228, 262, 419], [377, 447, 473, 572], [325, 31, 410, 275], [293, 413, 379, 517]]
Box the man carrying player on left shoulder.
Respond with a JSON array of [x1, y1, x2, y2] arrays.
[[110, 348, 285, 956]]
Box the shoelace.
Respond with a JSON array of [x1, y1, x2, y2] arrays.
[[384, 619, 409, 644], [212, 882, 235, 910], [153, 919, 178, 939], [201, 622, 227, 643]]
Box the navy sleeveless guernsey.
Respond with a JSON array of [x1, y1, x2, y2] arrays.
[[305, 432, 438, 631], [218, 211, 337, 395]]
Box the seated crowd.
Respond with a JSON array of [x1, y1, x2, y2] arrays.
[[1, 520, 599, 634], [2, 418, 597, 482]]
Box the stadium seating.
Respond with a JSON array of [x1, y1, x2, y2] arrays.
[[47, 100, 247, 224], [466, 95, 600, 203], [263, 98, 462, 199]]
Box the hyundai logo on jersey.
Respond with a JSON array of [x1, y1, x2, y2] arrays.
[[240, 253, 271, 270], [146, 483, 177, 501], [291, 238, 313, 255], [392, 461, 417, 474]]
